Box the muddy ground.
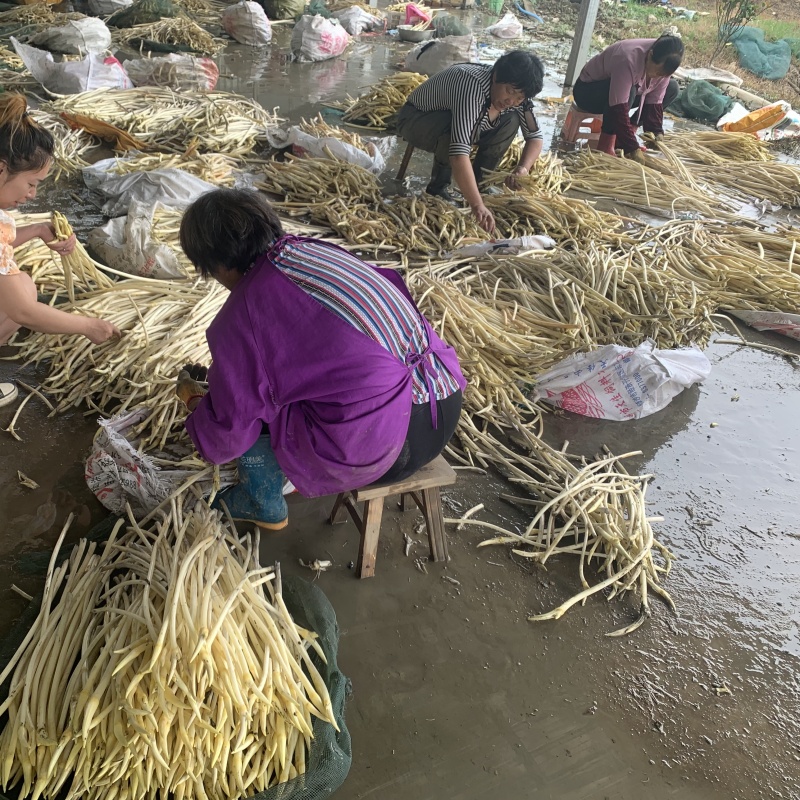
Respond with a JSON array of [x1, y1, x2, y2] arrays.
[[2, 11, 800, 800]]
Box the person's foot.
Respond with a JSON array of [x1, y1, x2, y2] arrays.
[[425, 185, 456, 203], [0, 382, 18, 408]]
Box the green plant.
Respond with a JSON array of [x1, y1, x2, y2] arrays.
[[711, 0, 771, 62]]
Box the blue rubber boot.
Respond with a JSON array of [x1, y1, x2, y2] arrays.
[[214, 435, 288, 530]]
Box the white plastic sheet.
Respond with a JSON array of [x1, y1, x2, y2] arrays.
[[730, 310, 800, 341], [88, 0, 132, 15], [290, 15, 350, 62], [332, 6, 382, 35], [450, 235, 555, 258], [404, 35, 477, 75], [82, 162, 216, 217], [123, 53, 219, 91], [533, 340, 711, 421], [265, 125, 389, 173]]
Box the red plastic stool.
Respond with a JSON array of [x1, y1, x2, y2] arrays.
[[559, 103, 604, 150]]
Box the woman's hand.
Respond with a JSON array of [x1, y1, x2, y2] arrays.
[[505, 165, 529, 190], [46, 233, 77, 256], [39, 222, 77, 256], [82, 317, 121, 344], [176, 366, 208, 411], [470, 202, 496, 234], [626, 148, 647, 165]]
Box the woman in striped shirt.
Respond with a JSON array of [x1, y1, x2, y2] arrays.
[[176, 189, 466, 530], [396, 50, 545, 233]]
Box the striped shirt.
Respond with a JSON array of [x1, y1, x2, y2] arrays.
[[271, 237, 461, 404], [405, 63, 543, 158]]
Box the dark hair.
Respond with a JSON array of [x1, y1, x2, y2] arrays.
[[650, 34, 684, 75], [492, 50, 545, 98], [0, 93, 54, 175], [180, 188, 284, 278]]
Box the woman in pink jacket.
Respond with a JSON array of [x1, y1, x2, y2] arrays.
[[573, 35, 683, 161]]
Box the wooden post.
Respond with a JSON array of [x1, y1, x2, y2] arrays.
[[564, 0, 601, 88]]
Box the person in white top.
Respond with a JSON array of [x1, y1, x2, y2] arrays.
[[0, 93, 120, 407]]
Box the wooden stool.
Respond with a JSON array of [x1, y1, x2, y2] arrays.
[[395, 142, 415, 181], [329, 455, 456, 578], [559, 103, 604, 150]]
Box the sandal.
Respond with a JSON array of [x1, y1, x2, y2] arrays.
[[0, 382, 18, 408]]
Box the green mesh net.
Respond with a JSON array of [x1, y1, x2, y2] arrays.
[[432, 13, 469, 37], [730, 26, 792, 80], [671, 80, 735, 124], [0, 517, 352, 800], [260, 0, 306, 21], [108, 0, 178, 27]]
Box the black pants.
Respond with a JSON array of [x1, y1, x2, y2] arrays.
[[573, 78, 679, 134], [396, 103, 520, 191], [377, 390, 463, 484]]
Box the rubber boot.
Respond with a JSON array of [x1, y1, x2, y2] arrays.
[[213, 435, 288, 530], [597, 132, 616, 156], [425, 160, 454, 201]]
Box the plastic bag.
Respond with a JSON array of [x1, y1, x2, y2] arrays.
[[123, 53, 219, 90], [88, 199, 190, 280], [432, 12, 468, 36], [767, 107, 800, 141], [262, 0, 305, 21], [730, 311, 800, 341], [404, 2, 431, 25], [332, 6, 381, 36], [83, 162, 215, 217], [85, 408, 235, 517], [485, 11, 523, 38], [11, 38, 132, 94], [532, 339, 711, 421], [88, 0, 132, 14], [27, 18, 112, 55], [721, 101, 789, 134], [404, 35, 477, 75], [290, 15, 349, 62], [449, 235, 555, 257], [222, 0, 272, 45], [266, 125, 387, 173]]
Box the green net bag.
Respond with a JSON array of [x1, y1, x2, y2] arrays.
[[260, 0, 306, 20], [671, 80, 734, 124], [730, 26, 791, 80], [784, 36, 800, 59], [432, 13, 469, 36], [108, 0, 179, 27]]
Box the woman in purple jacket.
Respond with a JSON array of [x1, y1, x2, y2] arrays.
[[572, 35, 684, 160], [175, 189, 466, 531]]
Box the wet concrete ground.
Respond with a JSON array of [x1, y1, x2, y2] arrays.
[[2, 10, 800, 800]]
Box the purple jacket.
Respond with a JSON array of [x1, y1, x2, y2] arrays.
[[185, 237, 466, 497], [579, 38, 670, 109]]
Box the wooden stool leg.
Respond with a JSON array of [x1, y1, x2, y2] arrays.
[[395, 143, 414, 182], [357, 498, 385, 578], [421, 487, 449, 563], [329, 493, 347, 524]]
